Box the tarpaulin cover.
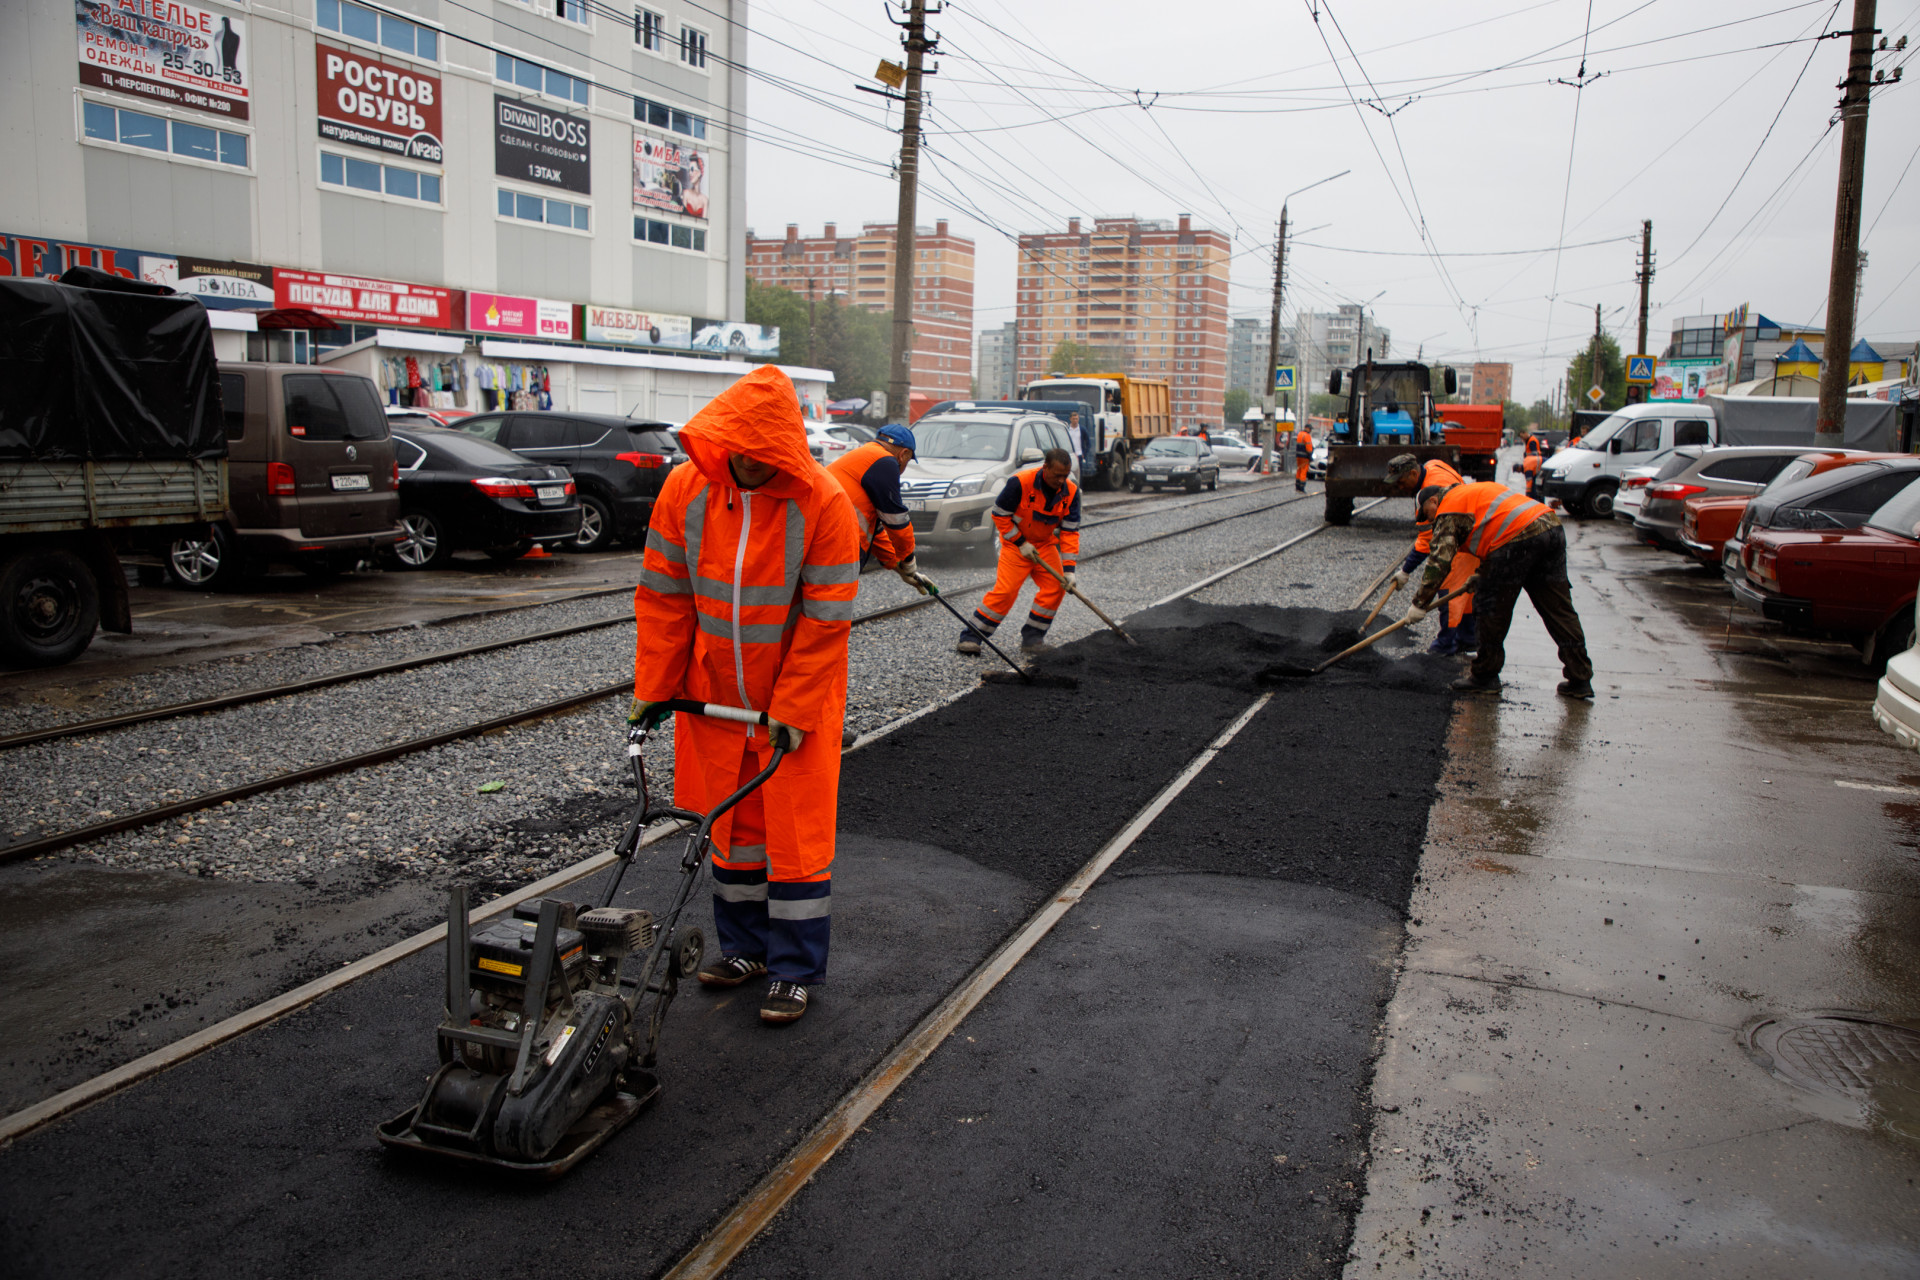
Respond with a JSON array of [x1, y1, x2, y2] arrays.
[[0, 270, 225, 460], [1707, 394, 1900, 453]]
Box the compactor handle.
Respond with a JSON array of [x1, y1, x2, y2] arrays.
[[636, 699, 769, 731]]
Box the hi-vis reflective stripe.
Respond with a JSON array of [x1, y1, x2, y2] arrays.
[[646, 528, 687, 564], [697, 613, 789, 644], [801, 560, 859, 585], [878, 510, 910, 528], [802, 597, 855, 621], [1467, 495, 1541, 557], [720, 843, 768, 868], [769, 895, 831, 920], [642, 567, 691, 594], [715, 880, 769, 903]]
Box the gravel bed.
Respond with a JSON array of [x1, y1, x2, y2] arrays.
[[8, 484, 1391, 896]]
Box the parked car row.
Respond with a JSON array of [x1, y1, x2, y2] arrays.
[[1621, 443, 1920, 670]]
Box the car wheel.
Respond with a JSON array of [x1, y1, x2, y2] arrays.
[[0, 547, 100, 668], [1128, 477, 1143, 493], [389, 510, 447, 570], [486, 539, 534, 562], [166, 524, 236, 590], [569, 493, 616, 552], [1206, 472, 1218, 491], [1585, 483, 1617, 519], [1186, 477, 1202, 493]]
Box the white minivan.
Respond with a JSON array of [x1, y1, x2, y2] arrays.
[[1537, 401, 1717, 518]]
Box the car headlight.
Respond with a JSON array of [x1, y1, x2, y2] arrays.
[[947, 475, 986, 498], [1130, 463, 1145, 473], [1172, 464, 1195, 472]]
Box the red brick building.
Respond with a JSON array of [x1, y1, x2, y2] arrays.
[[1013, 215, 1229, 432], [745, 219, 975, 404]]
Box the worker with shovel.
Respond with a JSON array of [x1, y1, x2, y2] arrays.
[[1383, 453, 1477, 655], [828, 422, 940, 595], [629, 365, 862, 1025], [1293, 421, 1314, 492], [1406, 481, 1593, 698], [958, 448, 1081, 656]]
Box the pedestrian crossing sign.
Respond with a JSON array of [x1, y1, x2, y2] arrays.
[[1626, 355, 1655, 385], [1274, 366, 1296, 391]]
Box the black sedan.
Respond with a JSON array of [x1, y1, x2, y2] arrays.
[[1128, 436, 1222, 493], [445, 413, 684, 552], [386, 427, 582, 569]]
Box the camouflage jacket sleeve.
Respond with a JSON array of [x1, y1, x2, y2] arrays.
[[1414, 513, 1472, 606]]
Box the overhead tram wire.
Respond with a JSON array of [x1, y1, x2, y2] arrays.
[[1539, 0, 1602, 377]]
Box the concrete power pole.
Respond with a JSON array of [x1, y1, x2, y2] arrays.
[[1816, 0, 1878, 446], [1259, 207, 1288, 475], [884, 0, 936, 426], [1630, 220, 1654, 404], [1589, 303, 1603, 410]]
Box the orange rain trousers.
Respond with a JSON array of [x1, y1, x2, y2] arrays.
[[972, 542, 1068, 637]]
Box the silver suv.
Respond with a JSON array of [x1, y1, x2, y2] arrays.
[[897, 410, 1080, 548]]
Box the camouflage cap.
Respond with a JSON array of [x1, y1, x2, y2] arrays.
[[1384, 453, 1421, 482], [1415, 484, 1452, 511]]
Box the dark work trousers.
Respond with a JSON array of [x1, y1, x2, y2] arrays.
[[1469, 525, 1593, 684]]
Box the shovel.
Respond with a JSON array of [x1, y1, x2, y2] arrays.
[[1349, 556, 1402, 611], [1265, 577, 1478, 679], [923, 582, 1079, 688], [1030, 554, 1138, 646]]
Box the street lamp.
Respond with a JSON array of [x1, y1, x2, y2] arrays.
[[1263, 171, 1350, 468]]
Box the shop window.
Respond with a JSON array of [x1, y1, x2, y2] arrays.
[[496, 52, 590, 105], [680, 25, 708, 69], [83, 102, 249, 168], [499, 189, 590, 230], [317, 0, 438, 60], [323, 150, 441, 203], [633, 97, 707, 138], [635, 7, 666, 50]]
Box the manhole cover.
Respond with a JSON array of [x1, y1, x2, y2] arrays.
[[1744, 1013, 1920, 1096]]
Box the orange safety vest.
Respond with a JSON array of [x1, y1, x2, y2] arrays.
[[1295, 428, 1312, 454], [827, 440, 915, 569], [1413, 457, 1467, 554], [992, 467, 1082, 567], [1434, 481, 1553, 559]]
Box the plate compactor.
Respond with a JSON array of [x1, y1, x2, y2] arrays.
[[377, 700, 784, 1177]]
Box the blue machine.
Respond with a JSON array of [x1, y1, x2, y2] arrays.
[[1371, 409, 1414, 444]]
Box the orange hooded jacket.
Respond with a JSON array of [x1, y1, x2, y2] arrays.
[[632, 366, 861, 876]]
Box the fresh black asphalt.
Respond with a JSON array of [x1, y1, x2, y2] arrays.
[[0, 608, 1455, 1278]]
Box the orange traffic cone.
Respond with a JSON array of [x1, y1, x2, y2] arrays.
[[523, 544, 552, 559]]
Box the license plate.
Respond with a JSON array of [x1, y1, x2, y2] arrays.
[[536, 486, 564, 502], [905, 499, 926, 512], [331, 474, 370, 491]]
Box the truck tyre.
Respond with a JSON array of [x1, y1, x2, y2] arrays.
[[1585, 482, 1617, 519], [166, 524, 237, 590], [1101, 445, 1128, 492], [1325, 495, 1354, 525], [1, 547, 100, 668]]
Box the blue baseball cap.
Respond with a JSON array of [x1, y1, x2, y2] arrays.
[[876, 423, 916, 455]]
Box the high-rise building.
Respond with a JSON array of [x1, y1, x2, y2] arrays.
[[1227, 318, 1269, 394], [977, 321, 1018, 400], [1462, 362, 1512, 405], [1013, 215, 1231, 432], [1292, 305, 1390, 415], [745, 219, 975, 403]]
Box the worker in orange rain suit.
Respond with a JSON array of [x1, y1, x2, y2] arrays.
[[1383, 452, 1477, 655], [629, 365, 861, 1026], [957, 448, 1081, 657], [1293, 422, 1314, 491], [1407, 480, 1593, 699], [1521, 434, 1545, 499], [826, 423, 938, 596]]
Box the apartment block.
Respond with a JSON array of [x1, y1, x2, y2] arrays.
[[1292, 305, 1390, 411], [977, 320, 1018, 400], [745, 222, 855, 301], [1460, 362, 1512, 405], [1013, 215, 1231, 432]]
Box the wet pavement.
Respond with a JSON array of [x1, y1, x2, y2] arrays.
[[1348, 513, 1920, 1277]]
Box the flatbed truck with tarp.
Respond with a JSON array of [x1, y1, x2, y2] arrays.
[[0, 268, 227, 667]]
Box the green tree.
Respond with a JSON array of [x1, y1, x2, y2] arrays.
[[812, 297, 895, 404], [1222, 388, 1252, 425], [1566, 333, 1627, 413], [1048, 340, 1102, 375], [743, 277, 810, 367]]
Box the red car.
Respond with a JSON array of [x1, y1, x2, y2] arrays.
[[1735, 475, 1920, 665], [1678, 450, 1885, 567]]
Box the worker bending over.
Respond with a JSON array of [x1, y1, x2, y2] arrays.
[[1383, 452, 1476, 655], [827, 422, 939, 596], [1407, 480, 1594, 699], [1294, 422, 1314, 492], [630, 366, 861, 1025], [1521, 435, 1545, 500], [958, 448, 1081, 656]]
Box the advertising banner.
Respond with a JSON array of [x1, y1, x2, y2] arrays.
[[468, 292, 575, 340], [138, 254, 272, 308], [631, 133, 709, 220], [76, 0, 251, 121], [1653, 358, 1720, 402], [0, 230, 144, 279], [275, 268, 455, 328], [690, 321, 780, 359], [317, 43, 443, 163], [494, 95, 590, 195], [584, 306, 692, 348]]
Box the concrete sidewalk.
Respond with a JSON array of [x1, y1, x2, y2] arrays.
[[1348, 519, 1920, 1276]]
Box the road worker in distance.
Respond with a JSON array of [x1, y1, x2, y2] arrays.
[[1384, 452, 1476, 654], [958, 447, 1081, 657], [827, 422, 938, 596], [1407, 481, 1593, 698], [628, 365, 862, 1025], [1521, 434, 1545, 499], [1294, 421, 1314, 492]]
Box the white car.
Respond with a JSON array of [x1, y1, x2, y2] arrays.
[[1610, 449, 1675, 524], [1207, 432, 1261, 469], [804, 421, 857, 465], [1874, 596, 1920, 752]]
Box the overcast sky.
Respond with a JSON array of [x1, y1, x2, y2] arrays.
[[738, 0, 1920, 403]]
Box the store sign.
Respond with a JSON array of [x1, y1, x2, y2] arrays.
[[632, 133, 709, 220], [494, 96, 590, 195], [143, 255, 274, 307], [584, 306, 691, 348], [275, 268, 455, 328], [77, 0, 251, 120], [468, 292, 575, 340], [316, 43, 443, 163], [0, 231, 143, 279], [689, 321, 780, 359], [1652, 358, 1721, 403]]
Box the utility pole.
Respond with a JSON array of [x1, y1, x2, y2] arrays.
[[885, 0, 937, 426], [1589, 303, 1603, 410], [1817, 0, 1878, 446], [1259, 207, 1288, 475], [1629, 220, 1654, 404]]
